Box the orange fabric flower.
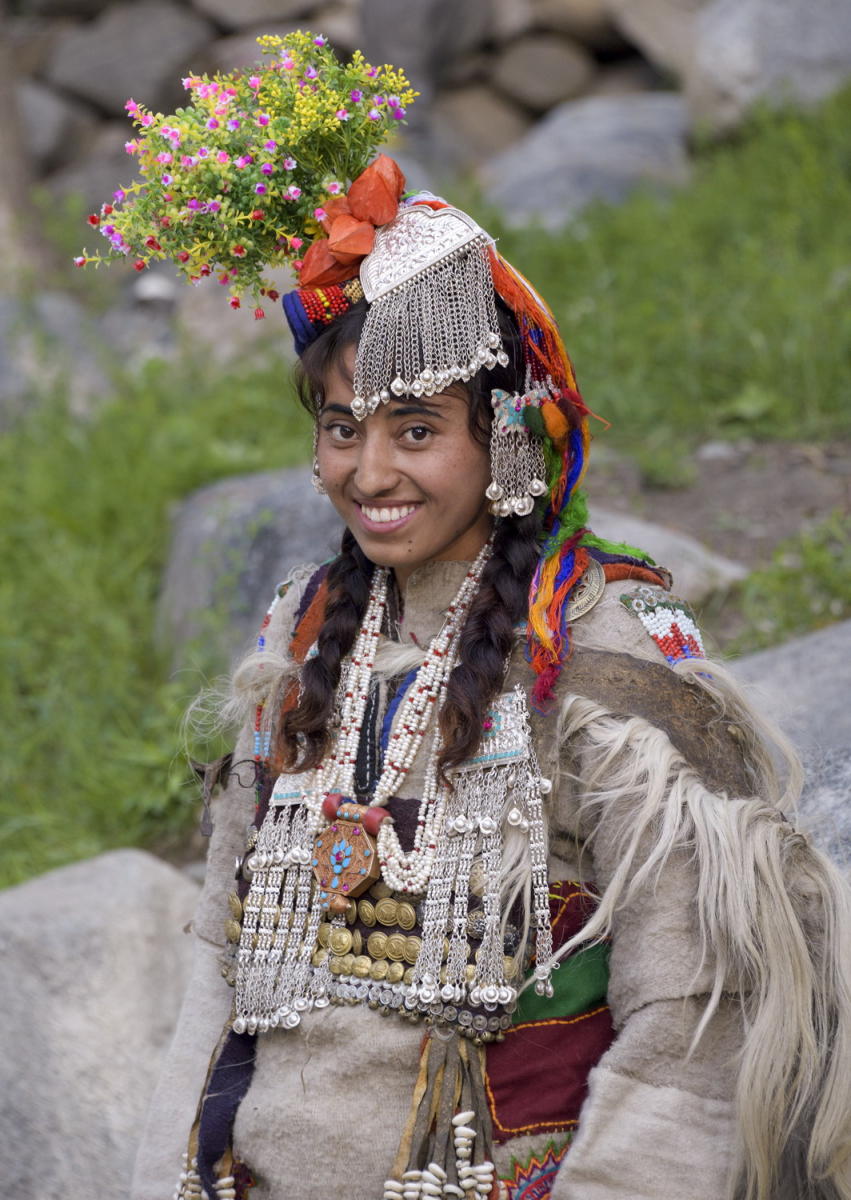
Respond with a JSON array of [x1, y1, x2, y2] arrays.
[[297, 154, 406, 288]]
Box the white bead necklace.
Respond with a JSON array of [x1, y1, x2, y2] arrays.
[[315, 537, 494, 895]]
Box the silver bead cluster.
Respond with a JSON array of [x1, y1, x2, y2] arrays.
[[486, 387, 549, 517]]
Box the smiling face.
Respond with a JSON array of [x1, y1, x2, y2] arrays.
[[316, 346, 494, 586]]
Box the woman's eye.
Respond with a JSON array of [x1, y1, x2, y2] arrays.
[[323, 422, 357, 442], [404, 425, 432, 443]]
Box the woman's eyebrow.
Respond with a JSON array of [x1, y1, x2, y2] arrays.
[[321, 403, 358, 416], [388, 401, 447, 419]]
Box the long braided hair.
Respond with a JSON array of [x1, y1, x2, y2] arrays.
[[277, 300, 542, 775]]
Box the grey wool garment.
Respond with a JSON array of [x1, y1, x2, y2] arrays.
[[132, 560, 851, 1200]]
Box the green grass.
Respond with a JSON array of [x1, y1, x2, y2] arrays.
[[2, 87, 850, 886], [0, 358, 312, 886]]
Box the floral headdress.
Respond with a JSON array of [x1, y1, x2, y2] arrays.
[[77, 32, 416, 319]]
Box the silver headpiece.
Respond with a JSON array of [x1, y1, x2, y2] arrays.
[[350, 202, 509, 419]]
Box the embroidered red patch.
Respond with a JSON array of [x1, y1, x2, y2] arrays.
[[485, 1004, 614, 1142]]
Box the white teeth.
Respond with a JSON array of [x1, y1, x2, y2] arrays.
[[362, 505, 416, 524]]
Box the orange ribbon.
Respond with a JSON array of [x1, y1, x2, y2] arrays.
[[297, 154, 406, 288]]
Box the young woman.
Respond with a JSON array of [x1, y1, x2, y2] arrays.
[[96, 36, 850, 1200]]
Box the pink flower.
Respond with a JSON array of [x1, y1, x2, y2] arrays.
[[392, 106, 406, 120], [198, 146, 209, 158], [229, 296, 241, 309], [367, 66, 378, 77], [314, 34, 327, 46], [187, 198, 203, 210], [367, 108, 381, 121], [335, 108, 349, 121], [227, 118, 240, 131], [283, 156, 297, 170], [282, 57, 295, 70], [255, 183, 267, 194], [264, 139, 277, 151], [207, 118, 219, 130], [305, 66, 318, 80], [256, 113, 270, 126], [140, 113, 153, 126], [289, 236, 303, 249], [261, 162, 274, 175], [374, 94, 385, 106], [388, 95, 399, 107], [248, 75, 261, 89], [102, 224, 115, 235], [232, 244, 246, 257], [161, 173, 172, 184], [113, 188, 125, 203], [181, 155, 196, 167], [73, 255, 86, 267], [205, 200, 221, 212], [235, 155, 252, 169], [286, 185, 302, 199], [124, 140, 138, 154], [350, 89, 363, 102], [125, 99, 139, 115], [314, 206, 327, 220], [292, 258, 304, 270], [254, 306, 265, 320], [217, 151, 229, 164], [156, 151, 172, 163], [327, 181, 342, 195]]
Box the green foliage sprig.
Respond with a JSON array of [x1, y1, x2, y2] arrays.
[[77, 32, 417, 316]]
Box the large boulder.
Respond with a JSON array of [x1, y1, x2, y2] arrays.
[[491, 34, 597, 113], [603, 0, 710, 76], [157, 468, 343, 667], [42, 2, 213, 115], [591, 507, 747, 601], [190, 0, 317, 31], [16, 78, 96, 173], [431, 83, 533, 165], [533, 0, 624, 52], [686, 0, 851, 131], [481, 92, 691, 228], [730, 619, 851, 757], [731, 620, 851, 866], [0, 850, 199, 1200]]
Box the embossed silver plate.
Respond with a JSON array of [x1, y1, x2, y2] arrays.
[[360, 204, 487, 303]]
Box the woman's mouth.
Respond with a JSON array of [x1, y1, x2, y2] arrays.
[[356, 503, 420, 532]]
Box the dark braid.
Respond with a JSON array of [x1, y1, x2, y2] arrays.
[[278, 527, 372, 769], [438, 511, 541, 773]]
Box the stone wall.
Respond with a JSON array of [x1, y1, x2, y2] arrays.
[[8, 0, 851, 222]]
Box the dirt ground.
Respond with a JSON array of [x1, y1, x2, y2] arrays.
[[585, 439, 851, 566]]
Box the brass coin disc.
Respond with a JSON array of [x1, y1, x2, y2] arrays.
[[227, 892, 243, 920], [370, 958, 389, 981], [352, 955, 371, 978], [375, 898, 399, 926], [367, 931, 389, 959], [329, 927, 353, 956], [397, 902, 417, 931], [403, 935, 422, 965], [311, 946, 329, 968], [385, 933, 407, 961], [224, 918, 242, 944], [358, 899, 377, 927], [345, 901, 358, 926], [403, 967, 415, 986], [387, 961, 405, 984], [351, 929, 363, 955], [340, 953, 355, 975], [317, 922, 332, 948], [329, 955, 344, 975]]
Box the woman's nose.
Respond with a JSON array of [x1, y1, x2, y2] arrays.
[[353, 432, 400, 496]]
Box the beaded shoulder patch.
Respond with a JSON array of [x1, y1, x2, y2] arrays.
[[620, 586, 706, 664]]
